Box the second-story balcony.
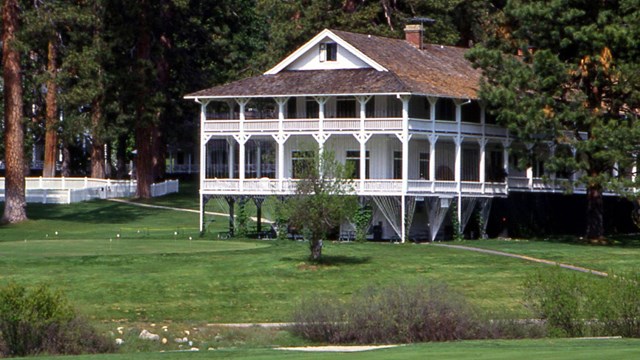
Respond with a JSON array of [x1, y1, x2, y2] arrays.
[[201, 95, 509, 139], [203, 116, 507, 138]]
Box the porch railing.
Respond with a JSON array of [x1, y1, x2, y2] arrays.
[[201, 178, 508, 196]]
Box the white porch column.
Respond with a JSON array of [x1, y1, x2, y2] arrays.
[[478, 138, 488, 193], [454, 136, 463, 185], [235, 97, 250, 190], [428, 134, 437, 192], [427, 96, 437, 130], [236, 98, 249, 128], [356, 95, 372, 131], [400, 95, 410, 191], [227, 139, 235, 179], [316, 96, 329, 153], [234, 134, 250, 191], [198, 100, 210, 233], [354, 133, 372, 192], [275, 97, 288, 132], [256, 141, 262, 178], [454, 135, 463, 236], [400, 94, 411, 244], [272, 134, 290, 192]]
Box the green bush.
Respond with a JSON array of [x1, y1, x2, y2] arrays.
[[524, 268, 586, 337], [353, 205, 372, 243], [0, 282, 114, 357], [524, 268, 640, 338]]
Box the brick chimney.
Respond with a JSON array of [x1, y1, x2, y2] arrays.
[[404, 24, 423, 49]]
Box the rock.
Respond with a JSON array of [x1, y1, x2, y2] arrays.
[[174, 337, 187, 343], [139, 329, 160, 341], [115, 338, 124, 345], [190, 347, 199, 351], [162, 338, 168, 344]]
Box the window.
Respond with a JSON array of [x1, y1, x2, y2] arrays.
[[326, 43, 337, 61], [306, 97, 319, 118], [365, 97, 376, 118], [286, 97, 297, 119], [419, 153, 429, 179], [336, 96, 356, 118], [462, 148, 479, 181], [393, 151, 402, 179], [291, 151, 314, 178], [346, 150, 370, 179], [461, 100, 481, 123], [486, 150, 505, 182], [319, 42, 337, 62], [435, 98, 455, 121]]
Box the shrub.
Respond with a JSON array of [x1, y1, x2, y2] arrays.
[[292, 281, 484, 344], [352, 205, 372, 243], [0, 282, 115, 357], [524, 268, 640, 338], [524, 268, 586, 337]]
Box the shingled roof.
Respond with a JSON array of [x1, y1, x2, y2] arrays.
[[185, 29, 480, 100]]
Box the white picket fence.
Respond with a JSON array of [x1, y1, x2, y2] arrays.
[[0, 177, 179, 204]]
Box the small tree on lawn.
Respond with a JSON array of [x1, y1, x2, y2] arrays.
[[287, 148, 357, 262]]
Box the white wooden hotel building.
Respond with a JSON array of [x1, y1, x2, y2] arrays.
[[185, 26, 556, 241]]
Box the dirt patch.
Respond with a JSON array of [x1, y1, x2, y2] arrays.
[[296, 263, 319, 271], [275, 345, 399, 352]]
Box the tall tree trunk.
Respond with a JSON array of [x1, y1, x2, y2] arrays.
[[2, 0, 27, 224], [152, 124, 165, 181], [135, 125, 153, 198], [585, 184, 604, 241], [43, 39, 58, 178], [90, 98, 106, 178], [134, 0, 153, 198]]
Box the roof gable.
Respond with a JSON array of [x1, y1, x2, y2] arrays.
[[264, 29, 387, 74], [186, 29, 481, 100]]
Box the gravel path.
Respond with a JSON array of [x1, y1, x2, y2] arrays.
[[275, 345, 399, 352], [429, 243, 608, 277]]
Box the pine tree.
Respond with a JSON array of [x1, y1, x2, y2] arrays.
[[2, 0, 27, 224], [467, 0, 640, 240]]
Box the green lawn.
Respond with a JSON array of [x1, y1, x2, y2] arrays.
[[458, 238, 640, 274], [2, 183, 640, 357]]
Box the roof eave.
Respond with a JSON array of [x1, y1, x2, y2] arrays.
[[185, 92, 414, 102]]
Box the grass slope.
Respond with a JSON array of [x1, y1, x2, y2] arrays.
[[2, 182, 640, 358], [13, 339, 640, 360]]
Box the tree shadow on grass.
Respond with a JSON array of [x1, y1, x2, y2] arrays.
[[281, 255, 371, 266], [25, 202, 151, 224], [534, 235, 640, 248]]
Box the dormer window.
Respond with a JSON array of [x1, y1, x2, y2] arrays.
[[319, 42, 337, 62]]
